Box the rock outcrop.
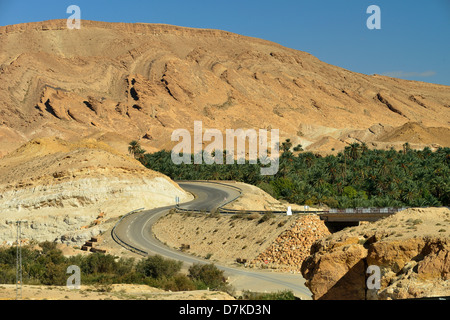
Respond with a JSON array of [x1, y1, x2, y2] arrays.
[[249, 214, 331, 272], [0, 137, 192, 246], [301, 208, 450, 300]]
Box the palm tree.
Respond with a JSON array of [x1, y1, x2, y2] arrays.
[[128, 140, 146, 161], [293, 144, 303, 152], [128, 140, 139, 156], [402, 142, 411, 154], [360, 142, 369, 154], [349, 143, 361, 160], [281, 139, 293, 153]]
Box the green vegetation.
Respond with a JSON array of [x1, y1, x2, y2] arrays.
[[258, 211, 275, 224], [136, 254, 182, 279], [238, 290, 297, 300], [188, 262, 229, 292], [0, 242, 229, 293], [131, 141, 450, 208]]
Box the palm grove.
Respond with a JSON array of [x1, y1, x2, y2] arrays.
[[130, 140, 450, 208]]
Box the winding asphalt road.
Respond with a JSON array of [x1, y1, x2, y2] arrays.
[[113, 181, 312, 299]]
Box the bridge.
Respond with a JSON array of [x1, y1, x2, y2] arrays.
[[318, 207, 406, 222], [174, 181, 447, 232], [317, 207, 408, 232], [177, 201, 409, 232]]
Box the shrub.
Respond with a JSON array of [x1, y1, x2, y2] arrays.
[[136, 254, 182, 279], [163, 274, 196, 291], [208, 209, 221, 219], [0, 267, 16, 284], [406, 218, 423, 226], [188, 263, 227, 291], [0, 244, 193, 288], [39, 261, 68, 286], [247, 213, 261, 220], [231, 211, 247, 220], [278, 220, 287, 228], [256, 182, 275, 197], [258, 211, 275, 224], [239, 290, 296, 300], [293, 144, 303, 152], [80, 253, 117, 275]]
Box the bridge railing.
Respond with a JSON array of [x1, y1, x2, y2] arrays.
[[175, 180, 243, 208], [326, 207, 409, 214], [174, 181, 438, 217], [175, 180, 324, 215]]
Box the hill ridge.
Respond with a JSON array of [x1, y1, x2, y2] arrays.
[[0, 19, 449, 157]]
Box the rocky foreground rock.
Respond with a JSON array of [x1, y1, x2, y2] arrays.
[[300, 208, 450, 300]]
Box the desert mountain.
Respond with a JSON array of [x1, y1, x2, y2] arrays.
[[0, 19, 449, 157]]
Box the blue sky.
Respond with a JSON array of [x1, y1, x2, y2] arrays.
[[1, 0, 449, 86]]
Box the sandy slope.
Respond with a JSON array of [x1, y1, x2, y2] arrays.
[[0, 284, 234, 300]]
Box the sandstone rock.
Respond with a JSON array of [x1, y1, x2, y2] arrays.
[[301, 243, 367, 300], [300, 208, 450, 300], [367, 238, 426, 273], [416, 238, 450, 280], [249, 214, 331, 273]]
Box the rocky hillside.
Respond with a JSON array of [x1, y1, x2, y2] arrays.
[[152, 210, 299, 265], [0, 20, 449, 158], [152, 192, 329, 270], [301, 207, 450, 300], [0, 137, 192, 245], [248, 215, 331, 272]]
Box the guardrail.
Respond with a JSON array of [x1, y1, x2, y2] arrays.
[[219, 207, 323, 215], [179, 183, 450, 216], [175, 180, 243, 213], [175, 180, 323, 215], [173, 180, 318, 215], [326, 207, 407, 214], [111, 180, 449, 254], [175, 181, 449, 217], [324, 206, 449, 214], [111, 207, 148, 256], [176, 180, 243, 208]]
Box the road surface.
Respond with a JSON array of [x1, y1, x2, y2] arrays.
[[113, 181, 312, 299]]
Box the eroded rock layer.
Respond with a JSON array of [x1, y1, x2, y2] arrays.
[[0, 137, 192, 245]]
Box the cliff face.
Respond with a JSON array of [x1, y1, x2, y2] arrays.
[[0, 20, 449, 158], [0, 137, 193, 245], [301, 208, 450, 300]]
